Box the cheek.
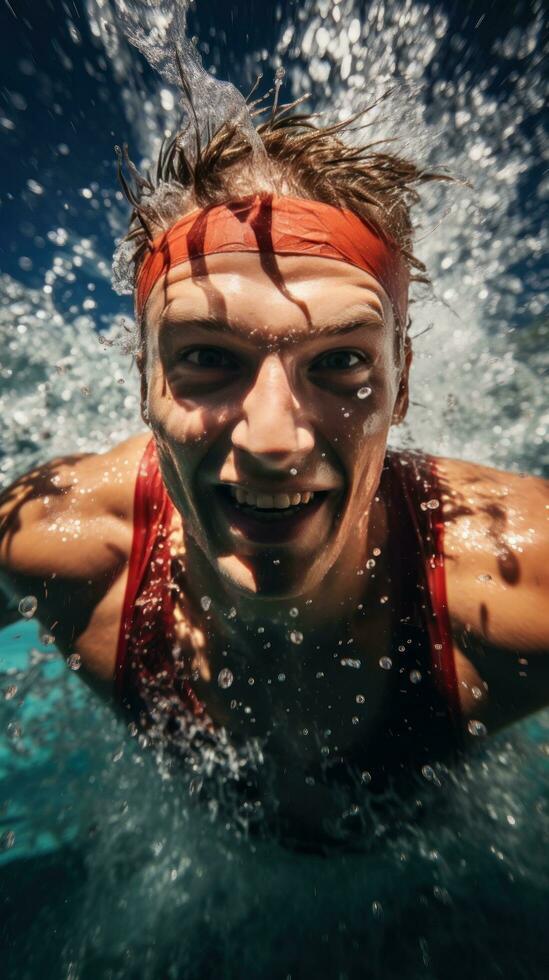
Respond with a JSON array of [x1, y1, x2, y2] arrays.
[[322, 388, 393, 448], [149, 374, 232, 446]]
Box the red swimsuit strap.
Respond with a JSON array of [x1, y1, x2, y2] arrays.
[[393, 453, 463, 738], [114, 438, 174, 699]]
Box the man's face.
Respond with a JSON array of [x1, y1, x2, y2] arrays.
[[141, 252, 410, 598]]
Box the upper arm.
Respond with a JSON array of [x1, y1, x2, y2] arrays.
[[0, 440, 142, 647], [437, 457, 549, 732]]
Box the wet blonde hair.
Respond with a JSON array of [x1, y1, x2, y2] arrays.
[[116, 90, 450, 347]]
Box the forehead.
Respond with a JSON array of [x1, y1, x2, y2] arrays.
[[145, 252, 394, 342]]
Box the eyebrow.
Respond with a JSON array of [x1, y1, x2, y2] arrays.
[[159, 304, 386, 340]]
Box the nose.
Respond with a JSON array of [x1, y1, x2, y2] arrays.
[[231, 354, 314, 468]]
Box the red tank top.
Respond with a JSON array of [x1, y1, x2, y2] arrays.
[[115, 439, 462, 751]]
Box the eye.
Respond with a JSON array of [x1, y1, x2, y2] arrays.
[[180, 347, 239, 370], [310, 349, 366, 372]]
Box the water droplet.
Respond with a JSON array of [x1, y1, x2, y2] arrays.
[[18, 595, 37, 619], [217, 668, 234, 689], [379, 595, 388, 604], [355, 694, 365, 704], [410, 669, 422, 684], [289, 630, 303, 645], [366, 558, 376, 569], [357, 386, 372, 400], [67, 654, 81, 671], [290, 467, 298, 476], [379, 656, 392, 670], [200, 595, 212, 611], [467, 719, 487, 737], [398, 645, 406, 652], [289, 607, 299, 618], [373, 547, 381, 557]]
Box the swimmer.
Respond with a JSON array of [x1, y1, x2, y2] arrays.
[[1, 106, 548, 836]]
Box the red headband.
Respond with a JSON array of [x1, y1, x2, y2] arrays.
[[136, 194, 409, 326]]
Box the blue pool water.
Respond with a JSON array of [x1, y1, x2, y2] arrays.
[[2, 620, 548, 979]]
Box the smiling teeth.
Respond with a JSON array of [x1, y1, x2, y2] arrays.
[[230, 487, 314, 509]]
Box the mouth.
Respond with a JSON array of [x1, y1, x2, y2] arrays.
[[215, 484, 334, 544]]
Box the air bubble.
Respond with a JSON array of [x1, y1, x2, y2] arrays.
[[18, 595, 37, 619], [366, 558, 376, 569], [357, 386, 372, 399], [1, 831, 15, 852], [200, 595, 212, 611], [289, 630, 303, 645], [467, 719, 488, 737], [410, 670, 422, 684], [4, 685, 18, 701], [355, 694, 365, 704], [379, 656, 392, 670], [217, 668, 234, 689], [341, 658, 361, 669], [67, 654, 81, 671], [289, 607, 299, 618]]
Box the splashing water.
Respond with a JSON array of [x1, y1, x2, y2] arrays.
[[107, 0, 261, 151], [1, 2, 548, 978]]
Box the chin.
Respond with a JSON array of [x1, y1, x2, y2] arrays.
[[216, 552, 328, 600]]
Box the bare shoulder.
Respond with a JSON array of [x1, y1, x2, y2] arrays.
[[434, 456, 548, 594], [0, 433, 151, 684], [0, 432, 150, 585], [433, 455, 549, 731]]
